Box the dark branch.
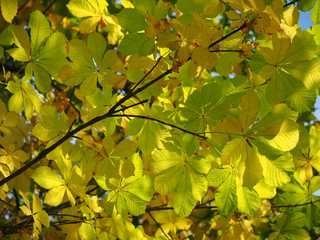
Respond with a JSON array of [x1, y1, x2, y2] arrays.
[[0, 17, 247, 187], [148, 211, 172, 240], [113, 114, 207, 140], [131, 56, 163, 92], [284, 0, 299, 8], [208, 22, 248, 49], [271, 199, 320, 208]]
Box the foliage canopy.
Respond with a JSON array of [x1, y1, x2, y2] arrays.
[[1, 0, 320, 239]]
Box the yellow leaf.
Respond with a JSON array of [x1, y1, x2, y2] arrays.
[[44, 185, 67, 206], [282, 6, 299, 26], [0, 0, 17, 23]]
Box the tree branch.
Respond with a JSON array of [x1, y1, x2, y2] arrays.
[[208, 22, 248, 49], [148, 211, 172, 240], [271, 199, 320, 208], [0, 17, 247, 187], [284, 0, 299, 8], [114, 114, 207, 140]]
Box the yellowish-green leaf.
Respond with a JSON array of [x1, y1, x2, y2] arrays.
[[29, 10, 52, 54], [7, 25, 30, 62], [79, 222, 96, 240], [259, 119, 299, 152], [237, 186, 260, 217], [238, 91, 259, 130], [259, 153, 294, 187], [32, 166, 65, 189], [238, 143, 263, 189], [215, 168, 237, 215], [221, 137, 245, 165], [44, 185, 67, 206]]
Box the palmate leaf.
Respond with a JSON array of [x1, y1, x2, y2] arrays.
[[126, 104, 170, 155], [108, 175, 153, 216], [32, 106, 69, 142], [6, 76, 41, 121], [292, 126, 320, 183], [32, 153, 86, 207], [19, 191, 50, 239], [7, 11, 67, 92], [254, 31, 319, 110], [62, 32, 118, 95], [67, 0, 117, 33], [221, 92, 298, 189], [269, 212, 310, 240], [177, 82, 223, 132], [152, 147, 210, 215]]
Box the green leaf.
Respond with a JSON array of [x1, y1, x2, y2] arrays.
[[126, 117, 145, 136], [139, 120, 157, 154], [173, 169, 198, 216], [154, 164, 184, 195], [117, 8, 147, 32], [0, 26, 13, 46], [123, 192, 146, 216], [237, 186, 260, 217], [215, 168, 237, 215], [87, 32, 106, 66], [298, 0, 318, 11], [153, 0, 168, 20], [29, 10, 52, 54], [311, 0, 320, 24], [207, 166, 232, 187], [118, 33, 155, 56], [238, 91, 259, 130], [125, 175, 153, 201], [285, 31, 317, 63], [281, 72, 316, 113], [239, 143, 263, 189], [6, 77, 41, 120], [188, 155, 211, 174], [32, 166, 65, 189], [133, 0, 156, 14], [269, 212, 309, 240]]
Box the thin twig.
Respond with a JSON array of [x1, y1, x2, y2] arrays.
[[148, 211, 172, 240], [114, 99, 149, 114], [42, 0, 58, 14], [271, 199, 320, 208], [18, 0, 31, 12], [208, 22, 248, 49], [210, 49, 243, 53], [0, 17, 247, 187], [114, 114, 207, 140], [131, 56, 163, 92], [284, 0, 299, 8]]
